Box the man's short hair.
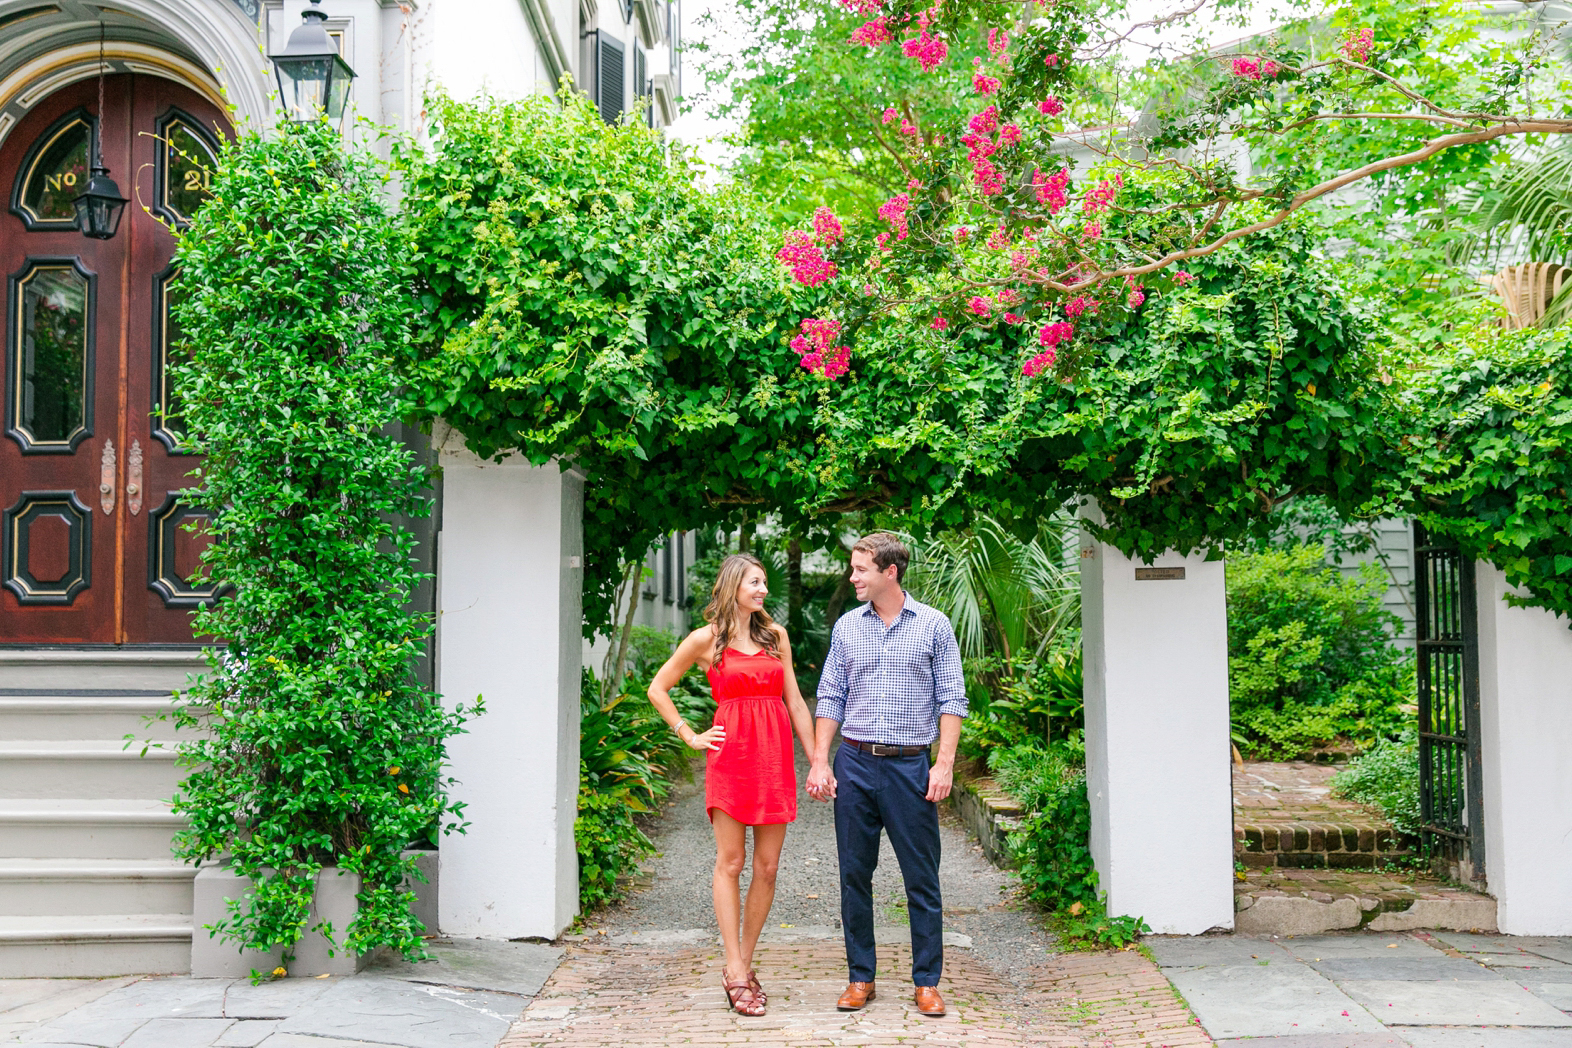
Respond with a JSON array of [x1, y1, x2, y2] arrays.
[[852, 532, 910, 582]]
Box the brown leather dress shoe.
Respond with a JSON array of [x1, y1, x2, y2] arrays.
[[914, 985, 946, 1017], [837, 981, 876, 1011]]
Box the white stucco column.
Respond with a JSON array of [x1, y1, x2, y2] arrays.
[[1477, 564, 1572, 934], [1079, 503, 1234, 934], [434, 431, 583, 938]]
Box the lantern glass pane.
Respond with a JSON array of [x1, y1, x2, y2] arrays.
[[277, 57, 332, 119]]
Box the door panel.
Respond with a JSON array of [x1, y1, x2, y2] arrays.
[[0, 75, 229, 645]]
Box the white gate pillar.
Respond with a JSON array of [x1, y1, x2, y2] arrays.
[[434, 430, 583, 938], [1079, 504, 1234, 934], [1476, 564, 1572, 934]]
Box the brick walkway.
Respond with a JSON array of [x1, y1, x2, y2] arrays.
[[496, 939, 1209, 1048]]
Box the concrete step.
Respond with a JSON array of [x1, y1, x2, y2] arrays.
[[0, 799, 185, 859], [0, 693, 188, 741], [0, 740, 183, 799], [0, 859, 196, 916], [1235, 867, 1497, 935], [0, 648, 207, 692], [0, 914, 191, 977]]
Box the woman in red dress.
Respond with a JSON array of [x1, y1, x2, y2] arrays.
[[648, 553, 816, 1016]]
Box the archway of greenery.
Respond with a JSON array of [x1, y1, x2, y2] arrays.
[[398, 91, 1406, 632]]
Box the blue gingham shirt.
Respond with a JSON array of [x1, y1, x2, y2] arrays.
[[815, 592, 967, 746]]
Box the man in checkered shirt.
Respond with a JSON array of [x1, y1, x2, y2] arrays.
[[807, 532, 966, 1019]]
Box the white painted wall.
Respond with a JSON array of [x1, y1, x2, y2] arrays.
[[1477, 564, 1572, 935], [1080, 503, 1234, 935], [434, 434, 583, 938]]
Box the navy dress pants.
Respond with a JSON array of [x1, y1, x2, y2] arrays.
[[833, 743, 943, 986]]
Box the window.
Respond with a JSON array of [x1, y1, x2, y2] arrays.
[[7, 260, 93, 452], [10, 109, 92, 229], [633, 46, 651, 128], [662, 534, 674, 604], [150, 266, 189, 452], [596, 32, 626, 124], [153, 110, 220, 228]]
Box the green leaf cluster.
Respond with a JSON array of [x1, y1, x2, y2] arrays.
[[1408, 325, 1572, 619], [1330, 729, 1422, 837], [1225, 547, 1414, 758], [166, 118, 475, 964]]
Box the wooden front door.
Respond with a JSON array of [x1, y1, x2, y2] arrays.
[[1, 74, 229, 645]]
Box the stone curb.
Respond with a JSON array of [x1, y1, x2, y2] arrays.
[[948, 762, 1024, 869]]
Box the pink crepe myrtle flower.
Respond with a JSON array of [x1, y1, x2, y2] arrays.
[[791, 318, 851, 379], [1043, 53, 1060, 67], [1081, 221, 1102, 241], [878, 193, 912, 239], [851, 17, 893, 47], [1032, 167, 1070, 214], [875, 231, 891, 250], [1022, 348, 1057, 376], [776, 229, 837, 286], [837, 0, 882, 13], [999, 123, 1022, 146], [882, 107, 899, 124], [968, 295, 993, 316], [1065, 295, 1093, 318], [997, 288, 1024, 306], [1173, 270, 1194, 285], [968, 106, 999, 135], [862, 283, 877, 296], [812, 206, 844, 246], [1127, 288, 1146, 308], [1342, 28, 1375, 64], [987, 27, 1010, 58], [1002, 312, 1026, 325], [1082, 179, 1119, 214], [1231, 56, 1261, 79], [987, 225, 1011, 250], [899, 118, 920, 137], [907, 179, 922, 190], [902, 30, 948, 72], [954, 226, 971, 242], [1039, 321, 1074, 347], [971, 158, 1004, 195], [1038, 96, 1064, 116], [973, 72, 1002, 94], [931, 316, 950, 330]]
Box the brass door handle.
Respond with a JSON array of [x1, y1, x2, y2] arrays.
[[127, 439, 143, 516], [100, 439, 116, 515]]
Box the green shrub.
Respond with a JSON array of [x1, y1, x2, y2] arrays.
[[575, 781, 654, 912], [959, 646, 1084, 762], [167, 118, 474, 965], [1227, 547, 1414, 758], [1331, 730, 1422, 836], [992, 744, 1147, 948]]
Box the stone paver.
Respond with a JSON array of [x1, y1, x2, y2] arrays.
[[1151, 932, 1572, 1045]]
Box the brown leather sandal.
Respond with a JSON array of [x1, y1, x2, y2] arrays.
[[747, 969, 767, 1007], [723, 973, 766, 1016]]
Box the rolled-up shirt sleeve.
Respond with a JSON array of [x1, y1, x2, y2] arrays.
[[933, 619, 967, 719], [815, 623, 849, 723]]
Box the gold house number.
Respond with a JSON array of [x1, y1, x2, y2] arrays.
[[183, 168, 213, 193], [45, 172, 78, 192]]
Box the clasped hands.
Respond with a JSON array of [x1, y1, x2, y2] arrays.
[[806, 761, 836, 801]]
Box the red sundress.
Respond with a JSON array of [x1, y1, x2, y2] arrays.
[[704, 647, 798, 826]]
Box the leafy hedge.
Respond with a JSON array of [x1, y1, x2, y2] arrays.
[[1331, 730, 1422, 837], [1409, 326, 1572, 622], [169, 118, 474, 964], [1226, 547, 1413, 758]]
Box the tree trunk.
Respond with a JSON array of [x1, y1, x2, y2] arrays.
[[605, 559, 642, 705], [824, 563, 852, 632], [738, 515, 754, 554]]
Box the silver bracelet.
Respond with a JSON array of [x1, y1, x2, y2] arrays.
[[673, 720, 691, 740]]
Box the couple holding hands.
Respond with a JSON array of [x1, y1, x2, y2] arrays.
[[647, 532, 966, 1018]]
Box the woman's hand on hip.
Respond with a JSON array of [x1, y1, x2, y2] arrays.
[[687, 724, 726, 751]]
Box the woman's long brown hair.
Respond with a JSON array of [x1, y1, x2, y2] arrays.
[[703, 553, 782, 668]]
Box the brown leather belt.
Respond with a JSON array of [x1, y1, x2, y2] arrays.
[[843, 738, 929, 757]]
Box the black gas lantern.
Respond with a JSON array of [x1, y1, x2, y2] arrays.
[[271, 0, 356, 122], [74, 22, 127, 239]]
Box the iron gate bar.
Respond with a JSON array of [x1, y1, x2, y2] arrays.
[[1413, 524, 1485, 873]]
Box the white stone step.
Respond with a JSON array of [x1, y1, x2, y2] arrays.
[[0, 914, 191, 977], [0, 648, 207, 692], [0, 858, 196, 916], [0, 740, 184, 799], [0, 693, 189, 741], [0, 799, 185, 859]]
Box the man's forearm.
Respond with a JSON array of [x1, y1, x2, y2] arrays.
[[934, 713, 962, 766], [812, 716, 839, 764]]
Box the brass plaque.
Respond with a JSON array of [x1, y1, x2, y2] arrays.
[[1135, 566, 1186, 581]]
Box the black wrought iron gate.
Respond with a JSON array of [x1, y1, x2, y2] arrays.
[[1413, 524, 1485, 880]]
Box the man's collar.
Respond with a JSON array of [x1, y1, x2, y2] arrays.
[[861, 590, 916, 618]]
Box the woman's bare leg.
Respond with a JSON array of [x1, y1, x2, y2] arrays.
[[739, 823, 787, 974], [712, 810, 750, 981]]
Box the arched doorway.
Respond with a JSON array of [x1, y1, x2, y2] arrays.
[[1, 74, 230, 644]]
